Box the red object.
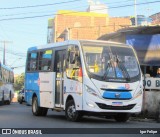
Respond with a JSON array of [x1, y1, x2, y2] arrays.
[[125, 83, 130, 89], [78, 67, 83, 77], [37, 78, 40, 86]]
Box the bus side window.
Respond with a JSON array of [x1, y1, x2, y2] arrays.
[[66, 45, 82, 82], [3, 69, 7, 83], [27, 52, 38, 71], [39, 50, 52, 71], [9, 71, 14, 83], [0, 67, 2, 80], [1, 67, 4, 81]]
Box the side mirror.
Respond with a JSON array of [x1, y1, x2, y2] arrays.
[[70, 51, 76, 64], [75, 50, 80, 57], [67, 45, 80, 65], [67, 49, 70, 62]]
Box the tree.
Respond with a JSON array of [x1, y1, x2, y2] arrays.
[[14, 73, 24, 91]]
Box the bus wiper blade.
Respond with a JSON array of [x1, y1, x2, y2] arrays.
[[103, 60, 112, 80], [116, 56, 130, 81]]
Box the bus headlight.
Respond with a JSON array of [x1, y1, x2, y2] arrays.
[[134, 90, 143, 99], [85, 85, 99, 97]]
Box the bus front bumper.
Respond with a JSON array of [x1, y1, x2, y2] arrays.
[[83, 93, 143, 114]]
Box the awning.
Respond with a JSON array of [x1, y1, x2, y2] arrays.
[[126, 34, 160, 66]]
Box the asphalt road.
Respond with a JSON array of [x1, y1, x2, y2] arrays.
[[0, 102, 160, 137]]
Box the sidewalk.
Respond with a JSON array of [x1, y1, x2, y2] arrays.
[[12, 92, 17, 103]]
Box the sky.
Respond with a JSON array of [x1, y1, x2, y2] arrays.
[[0, 0, 159, 75]]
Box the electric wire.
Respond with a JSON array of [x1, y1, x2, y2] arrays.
[[0, 0, 159, 21]]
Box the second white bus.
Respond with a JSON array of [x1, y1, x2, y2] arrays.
[[0, 63, 14, 105]]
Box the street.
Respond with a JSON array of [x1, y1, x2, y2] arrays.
[[0, 102, 160, 137]]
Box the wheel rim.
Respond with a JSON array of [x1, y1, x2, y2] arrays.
[[33, 98, 37, 113], [67, 105, 76, 119]]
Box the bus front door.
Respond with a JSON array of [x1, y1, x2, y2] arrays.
[[55, 50, 66, 108]]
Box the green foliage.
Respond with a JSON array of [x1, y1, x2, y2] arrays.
[[14, 73, 24, 91]]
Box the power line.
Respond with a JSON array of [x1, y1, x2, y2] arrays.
[[108, 0, 160, 9], [0, 11, 50, 17], [0, 40, 12, 65], [0, 0, 159, 21], [0, 0, 149, 19], [0, 0, 135, 16], [0, 0, 81, 10], [0, 46, 26, 54], [0, 47, 26, 58], [105, 0, 134, 5], [11, 65, 25, 69], [0, 14, 53, 21], [0, 24, 12, 39], [0, 0, 136, 18]]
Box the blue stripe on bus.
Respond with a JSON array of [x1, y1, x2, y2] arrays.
[[42, 54, 52, 59], [103, 91, 132, 99], [25, 72, 40, 105]]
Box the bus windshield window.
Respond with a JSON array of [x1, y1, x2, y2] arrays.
[[82, 44, 140, 82]]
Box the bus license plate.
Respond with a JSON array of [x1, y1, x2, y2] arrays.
[[112, 102, 123, 106]]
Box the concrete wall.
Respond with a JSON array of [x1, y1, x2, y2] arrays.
[[143, 90, 160, 117]]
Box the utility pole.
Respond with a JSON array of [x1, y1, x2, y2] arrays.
[[134, 0, 137, 26], [0, 40, 12, 65]]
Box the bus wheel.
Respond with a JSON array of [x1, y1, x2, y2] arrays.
[[65, 100, 82, 122], [32, 96, 43, 116], [0, 98, 3, 105], [41, 108, 48, 116], [19, 99, 23, 104], [114, 113, 130, 122], [2, 91, 4, 105], [7, 92, 11, 105]]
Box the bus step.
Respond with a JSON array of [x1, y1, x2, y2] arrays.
[[53, 107, 63, 112]]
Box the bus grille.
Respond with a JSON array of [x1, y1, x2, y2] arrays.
[[96, 103, 136, 110]]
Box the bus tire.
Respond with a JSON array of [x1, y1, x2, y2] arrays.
[[7, 92, 11, 105], [1, 91, 4, 105], [65, 100, 82, 122], [41, 108, 48, 116], [114, 113, 130, 122], [32, 96, 43, 116], [19, 99, 23, 104]]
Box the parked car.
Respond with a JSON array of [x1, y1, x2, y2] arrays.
[[17, 89, 25, 104]]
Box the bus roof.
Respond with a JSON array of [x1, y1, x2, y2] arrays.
[[27, 40, 131, 52], [1, 64, 13, 72]]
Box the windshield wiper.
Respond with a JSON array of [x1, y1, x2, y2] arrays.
[[116, 56, 130, 81], [103, 60, 113, 80], [103, 53, 117, 80]]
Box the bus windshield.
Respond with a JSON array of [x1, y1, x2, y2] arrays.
[[82, 43, 140, 82]]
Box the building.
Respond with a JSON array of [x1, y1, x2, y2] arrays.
[[47, 18, 54, 43], [150, 12, 160, 25], [86, 0, 108, 14], [130, 15, 152, 26], [109, 17, 131, 32], [48, 10, 109, 42], [47, 10, 131, 43]]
